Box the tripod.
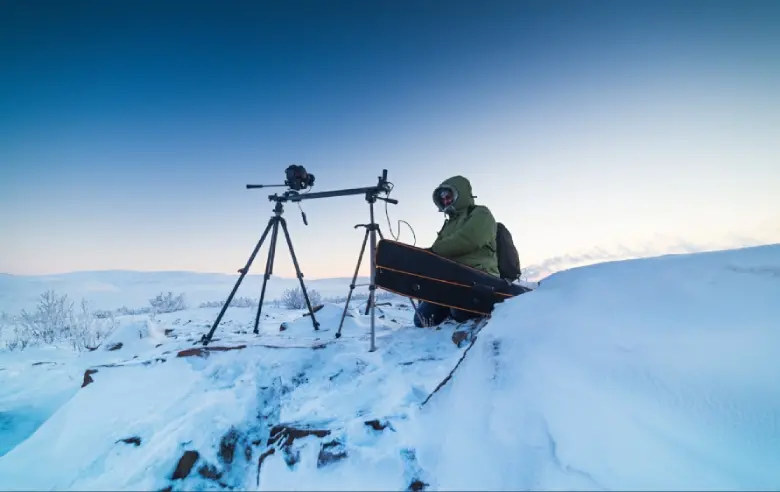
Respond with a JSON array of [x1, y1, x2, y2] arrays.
[[200, 197, 319, 345], [335, 193, 418, 351]]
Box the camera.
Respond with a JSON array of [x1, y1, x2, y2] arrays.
[[285, 165, 315, 191]]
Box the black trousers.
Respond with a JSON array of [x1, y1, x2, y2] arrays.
[[413, 301, 481, 327]]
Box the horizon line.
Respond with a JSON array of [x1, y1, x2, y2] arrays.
[[4, 241, 777, 280]]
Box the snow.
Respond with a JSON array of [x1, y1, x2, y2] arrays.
[[408, 245, 780, 491], [1, 244, 779, 491]]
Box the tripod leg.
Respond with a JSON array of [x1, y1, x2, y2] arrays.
[[201, 218, 275, 345], [279, 218, 320, 330], [365, 227, 386, 314], [363, 290, 372, 316], [364, 227, 385, 316], [336, 227, 370, 338], [368, 205, 378, 351], [253, 218, 280, 334]]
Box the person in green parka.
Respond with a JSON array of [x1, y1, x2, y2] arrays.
[[414, 175, 499, 327]]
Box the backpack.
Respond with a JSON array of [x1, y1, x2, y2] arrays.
[[495, 222, 522, 280], [466, 205, 522, 280]]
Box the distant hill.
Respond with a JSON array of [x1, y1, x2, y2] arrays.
[[0, 270, 370, 314]]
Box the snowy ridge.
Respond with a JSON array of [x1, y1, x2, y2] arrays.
[[1, 244, 779, 491]]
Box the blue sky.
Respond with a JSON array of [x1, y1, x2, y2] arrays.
[[2, 0, 779, 279]]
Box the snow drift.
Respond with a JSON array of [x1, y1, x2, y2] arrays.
[[409, 244, 780, 491], [0, 244, 778, 491]]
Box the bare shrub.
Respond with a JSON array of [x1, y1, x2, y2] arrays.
[[4, 324, 30, 352], [70, 299, 117, 351], [0, 312, 30, 351], [321, 291, 396, 305], [148, 291, 188, 314], [19, 290, 74, 345], [1, 291, 117, 352], [198, 297, 257, 309], [280, 287, 321, 310], [115, 305, 153, 316]]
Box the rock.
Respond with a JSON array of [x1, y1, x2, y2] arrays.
[[172, 450, 199, 480], [268, 425, 330, 448], [317, 439, 347, 468], [451, 331, 469, 347], [197, 463, 222, 480], [266, 425, 331, 468], [408, 479, 429, 491], [364, 419, 392, 432], [218, 428, 242, 465], [116, 436, 142, 446], [256, 447, 276, 475], [176, 345, 247, 358], [82, 369, 98, 388]]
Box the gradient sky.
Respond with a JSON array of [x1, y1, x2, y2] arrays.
[[2, 0, 779, 279]]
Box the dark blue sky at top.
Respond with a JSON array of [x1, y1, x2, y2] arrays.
[[5, 0, 591, 153], [4, 2, 776, 163], [5, 0, 776, 172], [2, 0, 779, 275]]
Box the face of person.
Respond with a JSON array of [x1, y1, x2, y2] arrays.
[[439, 188, 454, 208]]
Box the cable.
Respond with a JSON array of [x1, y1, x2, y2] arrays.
[[383, 181, 417, 246], [296, 184, 313, 226]]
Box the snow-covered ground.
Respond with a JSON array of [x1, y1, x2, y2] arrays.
[[1, 244, 778, 491]]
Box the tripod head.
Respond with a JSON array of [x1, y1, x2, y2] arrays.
[[366, 169, 397, 205], [266, 190, 302, 203]]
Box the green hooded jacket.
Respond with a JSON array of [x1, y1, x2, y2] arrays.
[[430, 175, 500, 276]]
